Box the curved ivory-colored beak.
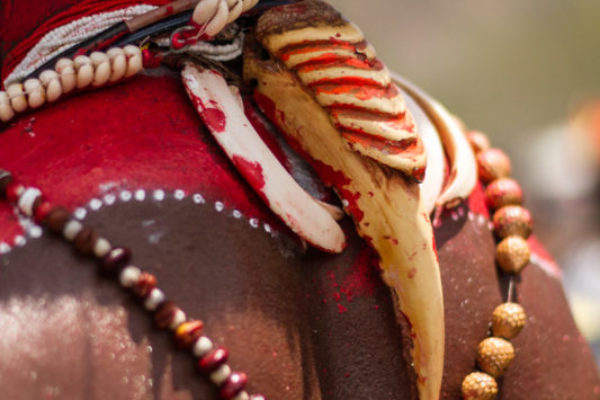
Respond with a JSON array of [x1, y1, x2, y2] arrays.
[[182, 63, 346, 253]]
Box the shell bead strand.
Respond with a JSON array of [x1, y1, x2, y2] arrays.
[[0, 171, 266, 400]]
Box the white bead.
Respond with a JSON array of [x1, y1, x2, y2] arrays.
[[6, 83, 27, 113], [74, 55, 94, 89], [23, 78, 45, 109], [63, 219, 83, 241], [192, 336, 213, 357], [17, 187, 42, 216], [119, 265, 141, 288], [0, 91, 15, 122], [123, 45, 142, 78], [39, 70, 62, 102], [93, 237, 111, 258], [169, 309, 186, 330], [107, 48, 126, 82], [233, 391, 250, 400], [144, 288, 166, 311], [90, 51, 110, 87], [55, 58, 76, 93], [210, 364, 231, 385]]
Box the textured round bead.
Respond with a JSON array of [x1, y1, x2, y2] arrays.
[[477, 337, 515, 377], [493, 205, 532, 239], [220, 372, 248, 399], [154, 301, 186, 330], [193, 336, 214, 358], [0, 170, 12, 198], [477, 149, 511, 183], [39, 70, 62, 102], [198, 347, 229, 374], [496, 236, 531, 274], [55, 58, 76, 93], [492, 302, 527, 339], [74, 55, 94, 89], [485, 178, 523, 210], [90, 51, 111, 87], [461, 372, 498, 400], [7, 83, 27, 113], [73, 226, 98, 255], [133, 272, 157, 297], [0, 91, 15, 122], [467, 130, 491, 153], [45, 206, 71, 233], [175, 320, 205, 348], [100, 247, 131, 273], [23, 78, 45, 108], [107, 47, 127, 82]]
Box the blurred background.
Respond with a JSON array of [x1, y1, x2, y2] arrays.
[[329, 0, 600, 364]]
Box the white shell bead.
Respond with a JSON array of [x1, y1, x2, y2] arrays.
[[193, 336, 214, 357], [39, 70, 62, 102], [56, 58, 77, 93], [6, 83, 27, 113], [74, 55, 94, 89], [17, 188, 42, 216], [210, 364, 232, 385], [233, 392, 250, 400], [63, 219, 83, 241], [144, 288, 166, 311], [93, 237, 112, 258], [0, 91, 15, 122], [23, 78, 45, 109], [90, 51, 111, 87], [119, 265, 142, 288], [107, 48, 127, 82], [123, 45, 143, 78], [169, 309, 186, 330]]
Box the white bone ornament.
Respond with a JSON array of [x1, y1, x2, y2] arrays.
[[181, 63, 346, 253]]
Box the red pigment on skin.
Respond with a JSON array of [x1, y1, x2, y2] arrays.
[[231, 155, 266, 191], [201, 108, 226, 133], [337, 303, 348, 314]]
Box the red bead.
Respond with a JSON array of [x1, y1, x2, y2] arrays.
[[100, 247, 131, 274], [134, 272, 157, 297], [45, 206, 71, 233], [154, 300, 184, 329], [6, 182, 24, 203], [485, 178, 523, 210], [477, 148, 511, 183], [220, 372, 247, 399], [174, 320, 204, 349], [198, 347, 229, 374]]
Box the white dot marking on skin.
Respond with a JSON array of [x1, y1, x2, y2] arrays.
[[134, 189, 146, 201], [14, 235, 26, 247], [0, 242, 10, 254], [174, 189, 185, 200], [249, 218, 259, 228], [120, 190, 132, 202], [29, 225, 43, 238], [232, 210, 242, 219], [89, 198, 102, 210], [193, 193, 205, 204], [215, 202, 224, 212], [153, 189, 165, 201], [477, 215, 486, 226], [74, 207, 87, 220], [264, 224, 272, 233], [104, 193, 116, 205], [468, 211, 475, 221]]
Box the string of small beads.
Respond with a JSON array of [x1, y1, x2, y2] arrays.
[[0, 45, 143, 123], [0, 170, 266, 400], [461, 131, 531, 400]]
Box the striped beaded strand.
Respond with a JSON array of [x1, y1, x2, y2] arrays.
[[0, 45, 143, 123], [0, 170, 265, 400], [460, 131, 531, 400]]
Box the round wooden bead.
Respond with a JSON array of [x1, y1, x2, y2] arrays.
[[461, 372, 498, 400], [74, 226, 98, 255], [45, 206, 71, 233], [492, 302, 526, 339], [154, 301, 186, 330], [100, 247, 131, 273], [175, 320, 205, 349], [74, 55, 94, 89], [0, 170, 13, 198], [39, 70, 62, 102], [133, 272, 157, 297], [124, 45, 143, 78], [6, 83, 27, 113], [477, 148, 511, 183], [0, 91, 15, 122], [467, 130, 491, 153], [485, 178, 523, 210], [55, 58, 76, 93], [90, 51, 111, 87], [23, 78, 45, 109], [107, 48, 127, 82], [198, 347, 229, 374], [220, 372, 248, 399], [496, 235, 531, 274], [477, 337, 515, 377], [493, 205, 532, 239]]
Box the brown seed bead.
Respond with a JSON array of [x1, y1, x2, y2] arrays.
[[220, 372, 247, 399], [477, 148, 511, 183], [492, 302, 527, 339], [45, 206, 71, 233], [133, 272, 157, 297], [461, 372, 498, 400], [154, 300, 185, 329], [467, 131, 491, 154], [493, 205, 533, 239], [198, 347, 229, 374], [496, 236, 531, 274], [174, 320, 204, 349], [0, 170, 12, 198], [477, 337, 515, 377], [100, 247, 131, 274], [73, 226, 98, 255], [485, 178, 523, 210]]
